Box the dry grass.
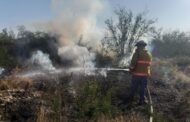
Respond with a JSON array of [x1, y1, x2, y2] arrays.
[[173, 71, 190, 83], [97, 112, 147, 122], [0, 68, 150, 122], [0, 68, 33, 90], [0, 76, 32, 90], [36, 106, 49, 122]]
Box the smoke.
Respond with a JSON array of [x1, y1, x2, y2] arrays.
[[119, 56, 132, 67], [58, 45, 95, 68], [28, 50, 56, 70], [146, 40, 154, 53], [49, 0, 105, 45], [118, 46, 137, 67], [34, 0, 109, 67], [14, 30, 60, 65], [0, 67, 5, 75]]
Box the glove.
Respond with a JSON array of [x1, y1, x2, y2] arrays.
[[129, 66, 134, 72]]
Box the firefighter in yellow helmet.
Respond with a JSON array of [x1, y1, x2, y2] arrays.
[[129, 40, 152, 105]]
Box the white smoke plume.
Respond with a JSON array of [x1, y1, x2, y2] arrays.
[[58, 45, 95, 68], [35, 0, 109, 67], [0, 67, 5, 75], [50, 0, 105, 45], [29, 50, 56, 71]]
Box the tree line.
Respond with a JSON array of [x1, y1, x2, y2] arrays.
[[1, 8, 190, 70]]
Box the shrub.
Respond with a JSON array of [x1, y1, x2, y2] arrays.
[[171, 56, 190, 69], [75, 80, 118, 121], [151, 58, 178, 83], [152, 31, 190, 58], [95, 52, 114, 67], [0, 29, 18, 70]]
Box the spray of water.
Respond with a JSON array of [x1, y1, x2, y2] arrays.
[[17, 67, 129, 78]]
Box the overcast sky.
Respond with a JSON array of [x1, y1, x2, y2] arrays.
[[0, 0, 190, 31]]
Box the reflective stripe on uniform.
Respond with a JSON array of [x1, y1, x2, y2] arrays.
[[137, 60, 151, 65], [133, 72, 149, 76]]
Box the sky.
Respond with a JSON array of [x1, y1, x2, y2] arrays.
[[0, 0, 190, 31], [0, 0, 52, 30], [109, 0, 190, 31]]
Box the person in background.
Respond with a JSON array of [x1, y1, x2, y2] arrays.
[[129, 40, 152, 105]]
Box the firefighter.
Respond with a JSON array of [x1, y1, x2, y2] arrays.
[[129, 40, 152, 105]]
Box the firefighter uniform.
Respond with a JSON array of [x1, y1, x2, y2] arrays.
[[129, 40, 152, 105]]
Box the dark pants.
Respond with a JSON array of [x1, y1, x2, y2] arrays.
[[130, 75, 148, 103]]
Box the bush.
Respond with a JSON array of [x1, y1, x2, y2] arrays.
[[15, 27, 60, 65], [152, 31, 190, 58], [175, 91, 190, 121], [0, 29, 18, 70], [171, 56, 190, 69], [151, 58, 178, 83], [75, 80, 118, 121], [95, 52, 114, 67]]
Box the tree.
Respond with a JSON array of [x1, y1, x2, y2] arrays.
[[152, 30, 190, 58], [102, 8, 156, 59], [0, 28, 18, 69]]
